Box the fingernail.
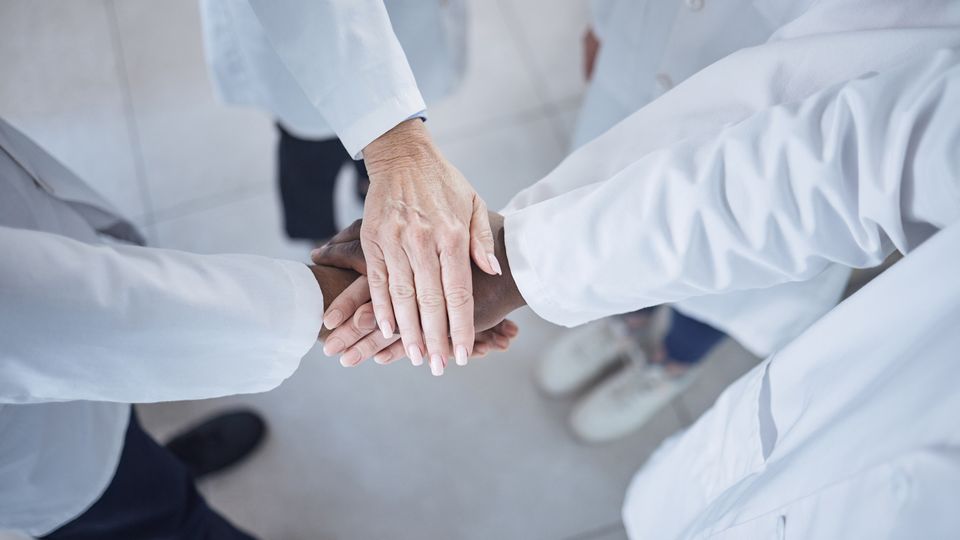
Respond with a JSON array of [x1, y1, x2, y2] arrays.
[[340, 350, 361, 367], [374, 351, 392, 364], [324, 337, 345, 356], [378, 319, 393, 339], [323, 309, 344, 329], [357, 310, 376, 331], [407, 344, 423, 366], [455, 345, 468, 366], [487, 253, 502, 275], [310, 248, 323, 259], [430, 353, 444, 376]]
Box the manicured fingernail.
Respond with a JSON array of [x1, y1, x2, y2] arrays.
[[430, 353, 444, 376], [455, 345, 468, 366], [378, 319, 393, 339], [324, 337, 345, 356], [407, 344, 423, 366], [357, 310, 376, 331], [323, 309, 344, 329], [487, 253, 502, 275], [340, 350, 361, 367], [374, 351, 392, 364]]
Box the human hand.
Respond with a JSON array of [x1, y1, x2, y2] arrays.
[[313, 211, 526, 374], [307, 264, 359, 340], [360, 119, 500, 371], [583, 27, 600, 81]]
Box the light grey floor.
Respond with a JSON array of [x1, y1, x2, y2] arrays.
[[0, 1, 758, 539]]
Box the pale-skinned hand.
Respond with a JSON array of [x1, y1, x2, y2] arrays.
[[361, 119, 500, 376], [313, 212, 526, 375]]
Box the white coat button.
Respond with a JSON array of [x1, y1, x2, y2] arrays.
[[685, 0, 705, 11], [656, 72, 675, 93]]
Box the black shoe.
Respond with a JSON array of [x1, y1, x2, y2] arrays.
[[165, 409, 267, 480]]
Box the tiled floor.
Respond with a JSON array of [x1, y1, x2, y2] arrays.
[[0, 2, 758, 539]]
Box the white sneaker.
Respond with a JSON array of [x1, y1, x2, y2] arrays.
[[537, 318, 634, 397], [570, 354, 701, 444]]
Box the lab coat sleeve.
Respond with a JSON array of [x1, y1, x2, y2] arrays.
[[502, 0, 960, 214], [0, 227, 324, 404], [245, 0, 426, 158], [504, 48, 960, 326]]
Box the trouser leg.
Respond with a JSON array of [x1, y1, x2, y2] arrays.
[[41, 409, 257, 540], [663, 308, 726, 365], [276, 123, 352, 241]]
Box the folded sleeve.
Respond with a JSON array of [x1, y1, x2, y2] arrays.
[[0, 227, 324, 404], [506, 48, 960, 326], [246, 0, 426, 157]]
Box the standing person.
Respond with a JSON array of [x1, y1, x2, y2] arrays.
[[539, 0, 852, 444], [200, 0, 467, 244]]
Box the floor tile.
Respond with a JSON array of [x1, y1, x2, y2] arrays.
[[424, 0, 546, 141], [0, 0, 148, 223], [497, 0, 590, 107], [111, 0, 277, 216], [674, 340, 760, 423], [435, 111, 568, 212], [151, 183, 308, 262], [139, 307, 683, 540]]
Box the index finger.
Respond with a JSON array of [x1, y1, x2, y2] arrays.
[[439, 236, 475, 367]]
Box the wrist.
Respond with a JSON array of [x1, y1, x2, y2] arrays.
[[363, 118, 436, 178]]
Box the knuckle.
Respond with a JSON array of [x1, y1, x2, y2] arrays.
[[367, 269, 388, 288], [417, 289, 445, 311], [444, 286, 473, 309], [388, 282, 416, 301]]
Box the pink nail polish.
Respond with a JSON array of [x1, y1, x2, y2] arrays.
[[455, 345, 468, 366], [487, 253, 502, 275], [323, 309, 344, 329], [408, 344, 424, 366], [378, 319, 393, 339], [430, 353, 444, 376]]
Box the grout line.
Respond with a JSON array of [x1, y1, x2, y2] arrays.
[[495, 0, 576, 153], [104, 0, 158, 243], [143, 181, 269, 226], [555, 521, 626, 540]]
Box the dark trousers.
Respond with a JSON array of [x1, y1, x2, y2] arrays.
[[633, 307, 726, 365], [42, 410, 256, 540], [277, 124, 368, 241]]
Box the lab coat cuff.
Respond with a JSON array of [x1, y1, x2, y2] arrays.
[[338, 92, 428, 160], [504, 213, 583, 328], [273, 260, 324, 361]]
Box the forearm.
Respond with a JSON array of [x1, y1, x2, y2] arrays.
[[246, 0, 425, 156], [505, 49, 960, 327], [0, 227, 325, 404]]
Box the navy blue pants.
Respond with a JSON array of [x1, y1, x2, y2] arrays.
[[633, 307, 726, 365], [41, 410, 257, 540], [277, 124, 367, 241]]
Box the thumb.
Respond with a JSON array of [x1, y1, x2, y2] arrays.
[[469, 198, 500, 276]]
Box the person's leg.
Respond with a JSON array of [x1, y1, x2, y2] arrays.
[[42, 410, 257, 540], [658, 308, 727, 369], [276, 123, 352, 242]]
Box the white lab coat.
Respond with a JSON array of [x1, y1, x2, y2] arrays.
[[564, 0, 852, 356], [617, 49, 960, 539], [0, 118, 323, 535], [503, 0, 960, 330], [201, 0, 466, 150]]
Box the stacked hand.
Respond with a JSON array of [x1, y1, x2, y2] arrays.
[[312, 211, 526, 375], [359, 119, 502, 370]]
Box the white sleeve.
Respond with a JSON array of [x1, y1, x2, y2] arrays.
[[246, 0, 426, 157], [0, 227, 324, 404], [502, 0, 960, 214], [505, 49, 960, 327]]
